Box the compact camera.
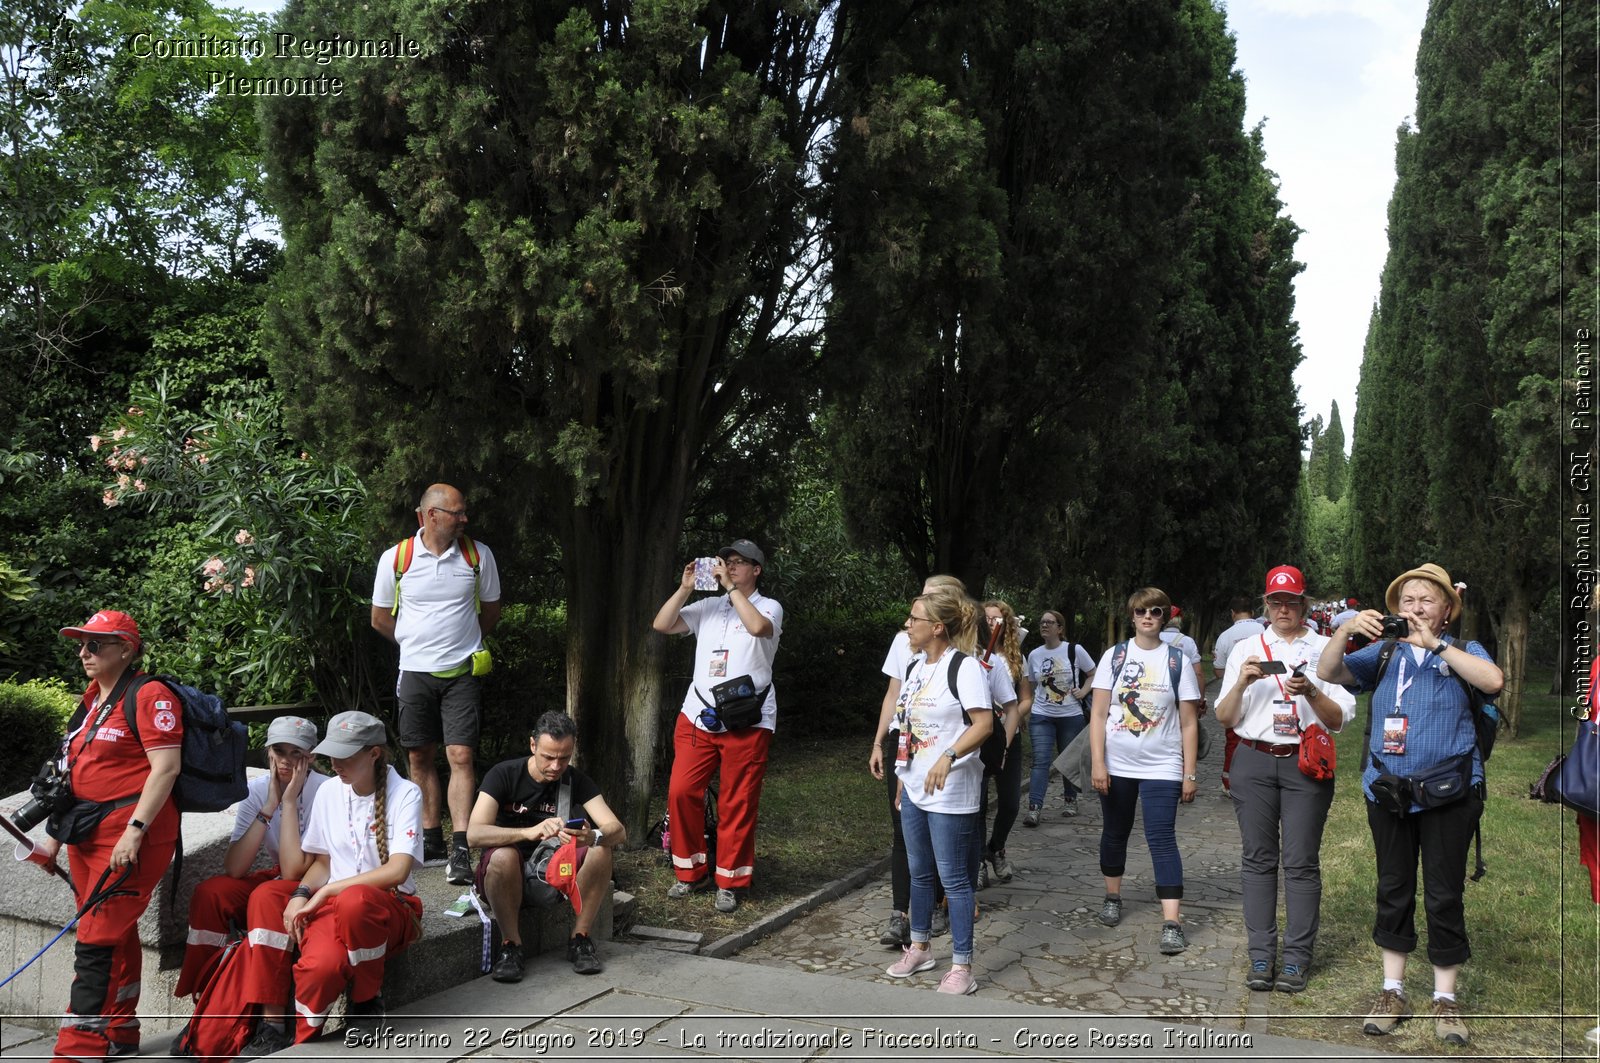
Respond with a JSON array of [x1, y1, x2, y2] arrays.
[[1379, 614, 1409, 640]]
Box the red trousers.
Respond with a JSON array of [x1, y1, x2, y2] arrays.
[[174, 868, 279, 997], [668, 714, 771, 889], [54, 805, 177, 1062], [290, 887, 421, 1042], [1222, 726, 1241, 792]]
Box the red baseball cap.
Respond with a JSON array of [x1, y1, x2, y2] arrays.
[[1169, 605, 1183, 620], [59, 610, 142, 650], [544, 837, 587, 916], [1263, 565, 1308, 598]]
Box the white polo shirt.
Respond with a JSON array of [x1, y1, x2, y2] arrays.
[[372, 532, 502, 673], [676, 589, 784, 732], [1220, 628, 1356, 744]]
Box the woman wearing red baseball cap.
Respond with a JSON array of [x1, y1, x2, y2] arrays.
[[44, 610, 183, 1061]]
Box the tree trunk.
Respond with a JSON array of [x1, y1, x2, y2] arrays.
[[1497, 580, 1529, 738]]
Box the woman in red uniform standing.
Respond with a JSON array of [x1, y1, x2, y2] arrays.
[[41, 610, 182, 1061]]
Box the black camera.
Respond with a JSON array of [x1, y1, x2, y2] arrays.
[[11, 761, 70, 833], [1380, 614, 1409, 640]]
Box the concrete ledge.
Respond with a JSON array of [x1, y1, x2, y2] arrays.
[[701, 855, 889, 958]]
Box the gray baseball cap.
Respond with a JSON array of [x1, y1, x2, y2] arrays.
[[265, 715, 319, 752], [717, 539, 766, 566], [313, 711, 388, 758]]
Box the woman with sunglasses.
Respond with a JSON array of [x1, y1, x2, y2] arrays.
[[886, 583, 992, 994], [174, 716, 329, 1008], [40, 611, 182, 1060], [1088, 587, 1203, 955]]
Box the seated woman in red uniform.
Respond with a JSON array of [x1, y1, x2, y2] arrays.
[[174, 715, 329, 1001], [237, 711, 424, 1054], [41, 610, 182, 1061]]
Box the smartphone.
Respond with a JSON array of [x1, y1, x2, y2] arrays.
[[1258, 660, 1288, 674], [1290, 662, 1307, 678], [564, 818, 587, 830], [693, 556, 718, 591]]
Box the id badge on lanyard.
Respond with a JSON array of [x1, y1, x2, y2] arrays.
[[709, 649, 729, 679], [1385, 655, 1416, 755]]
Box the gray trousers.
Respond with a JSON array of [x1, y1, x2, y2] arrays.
[[1230, 741, 1335, 968]]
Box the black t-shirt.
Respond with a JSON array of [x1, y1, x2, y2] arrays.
[[478, 756, 602, 855]]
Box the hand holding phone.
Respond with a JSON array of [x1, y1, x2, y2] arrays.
[[1258, 660, 1288, 674], [693, 557, 718, 591]]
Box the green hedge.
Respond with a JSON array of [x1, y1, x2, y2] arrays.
[[0, 678, 78, 796]]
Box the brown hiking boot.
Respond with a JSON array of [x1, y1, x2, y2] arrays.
[[1433, 998, 1470, 1045], [1362, 988, 1412, 1035]]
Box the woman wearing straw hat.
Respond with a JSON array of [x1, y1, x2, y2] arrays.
[[1318, 562, 1503, 1047]]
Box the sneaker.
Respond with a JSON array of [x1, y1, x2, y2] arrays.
[[1245, 959, 1273, 991], [342, 994, 386, 1037], [936, 967, 978, 995], [885, 946, 936, 978], [1062, 796, 1079, 817], [990, 849, 1015, 882], [1433, 998, 1469, 1046], [1098, 894, 1122, 927], [445, 846, 473, 885], [1275, 963, 1307, 993], [879, 912, 910, 947], [568, 933, 603, 975], [1022, 805, 1041, 828], [666, 877, 712, 898], [238, 1023, 291, 1057], [422, 838, 448, 866], [1362, 988, 1412, 1035], [977, 861, 991, 890], [714, 888, 739, 913], [1159, 920, 1187, 954], [930, 904, 949, 937], [491, 942, 525, 983]]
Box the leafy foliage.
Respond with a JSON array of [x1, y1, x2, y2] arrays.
[[0, 677, 77, 795]]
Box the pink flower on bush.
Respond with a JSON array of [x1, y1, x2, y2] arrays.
[[241, 566, 256, 588], [112, 427, 128, 441], [101, 490, 119, 508], [133, 479, 146, 492], [90, 435, 102, 452], [203, 576, 222, 593], [234, 529, 254, 546], [202, 557, 226, 577], [116, 473, 130, 489], [127, 406, 142, 416]]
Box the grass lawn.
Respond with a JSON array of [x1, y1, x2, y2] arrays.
[[613, 733, 889, 942], [1266, 668, 1600, 1057]]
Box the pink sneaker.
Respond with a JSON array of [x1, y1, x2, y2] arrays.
[[885, 946, 936, 978], [937, 967, 978, 995]]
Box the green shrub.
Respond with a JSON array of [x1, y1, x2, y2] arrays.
[[479, 602, 568, 765], [0, 678, 79, 796]]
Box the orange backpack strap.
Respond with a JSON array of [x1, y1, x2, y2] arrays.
[[390, 538, 415, 616], [459, 535, 481, 613]]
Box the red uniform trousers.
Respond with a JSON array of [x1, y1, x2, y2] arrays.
[[174, 868, 279, 997], [54, 804, 177, 1063], [1222, 726, 1241, 792], [668, 713, 771, 889], [238, 878, 308, 1009], [290, 886, 421, 1042]]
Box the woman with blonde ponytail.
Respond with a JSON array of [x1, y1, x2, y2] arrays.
[[237, 712, 424, 1054], [885, 585, 991, 995]]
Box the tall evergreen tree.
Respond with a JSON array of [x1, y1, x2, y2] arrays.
[[260, 0, 837, 826]]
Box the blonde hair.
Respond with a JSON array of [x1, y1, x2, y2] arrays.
[[922, 573, 967, 595], [1127, 586, 1172, 613], [981, 599, 1025, 685], [369, 747, 390, 865], [918, 585, 979, 655]]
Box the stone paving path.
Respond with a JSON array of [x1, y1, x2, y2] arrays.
[[734, 701, 1278, 1032]]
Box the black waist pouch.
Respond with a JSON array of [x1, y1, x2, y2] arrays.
[[1412, 754, 1473, 810]]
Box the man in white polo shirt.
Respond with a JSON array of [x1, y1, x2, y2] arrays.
[[651, 538, 782, 913], [371, 482, 502, 885]]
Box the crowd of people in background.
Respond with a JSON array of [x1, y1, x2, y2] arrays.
[[22, 477, 1507, 1055]]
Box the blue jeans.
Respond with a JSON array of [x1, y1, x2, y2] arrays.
[[899, 798, 979, 965], [1029, 713, 1085, 807], [1098, 775, 1184, 898]]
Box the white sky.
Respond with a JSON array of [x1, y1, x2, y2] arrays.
[[227, 0, 1423, 443], [1224, 0, 1427, 440]]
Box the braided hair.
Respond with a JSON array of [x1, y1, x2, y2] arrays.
[[369, 747, 390, 865]]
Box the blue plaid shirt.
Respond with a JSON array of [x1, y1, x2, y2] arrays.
[[1346, 637, 1492, 810]]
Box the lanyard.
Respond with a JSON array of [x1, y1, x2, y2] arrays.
[[1259, 634, 1292, 702], [345, 785, 376, 875], [1392, 653, 1415, 711]]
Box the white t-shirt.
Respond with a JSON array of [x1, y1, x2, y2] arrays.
[[1221, 628, 1357, 743], [371, 532, 502, 672], [1159, 628, 1201, 662], [230, 770, 331, 867], [1213, 617, 1266, 673], [675, 589, 784, 732], [894, 652, 989, 814], [979, 652, 1019, 707], [1091, 641, 1204, 780], [302, 765, 425, 895], [1027, 642, 1097, 718], [881, 631, 913, 683], [1331, 608, 1359, 629]]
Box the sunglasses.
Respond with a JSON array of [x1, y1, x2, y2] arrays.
[[83, 638, 123, 655], [1132, 606, 1165, 618]]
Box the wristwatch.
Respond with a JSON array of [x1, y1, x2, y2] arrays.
[[1183, 774, 1197, 782], [943, 748, 959, 763], [592, 827, 605, 846], [1434, 638, 1451, 654], [128, 818, 148, 832]]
